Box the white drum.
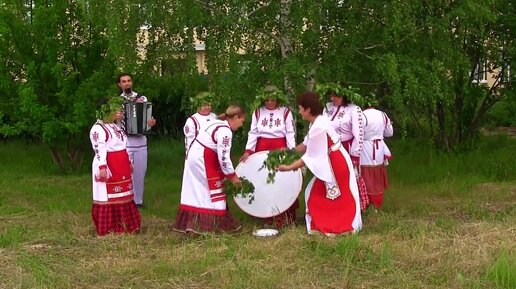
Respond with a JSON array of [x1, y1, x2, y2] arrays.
[[234, 151, 302, 218]]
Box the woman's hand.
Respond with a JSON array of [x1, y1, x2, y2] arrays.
[[97, 168, 108, 182], [148, 117, 156, 127], [276, 164, 291, 172], [239, 152, 250, 163], [230, 175, 241, 185]]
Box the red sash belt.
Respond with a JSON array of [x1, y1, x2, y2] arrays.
[[256, 137, 287, 152], [372, 139, 381, 161]]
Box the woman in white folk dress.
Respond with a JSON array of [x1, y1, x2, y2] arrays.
[[320, 86, 369, 211], [277, 92, 362, 235], [89, 97, 141, 236], [174, 105, 247, 234], [360, 105, 393, 209], [239, 86, 298, 228]]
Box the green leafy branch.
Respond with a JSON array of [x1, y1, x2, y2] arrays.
[[314, 83, 364, 106], [188, 91, 219, 112], [252, 86, 289, 110], [260, 149, 300, 184], [223, 177, 255, 204]]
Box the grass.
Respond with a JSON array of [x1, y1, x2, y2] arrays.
[[0, 136, 515, 289]]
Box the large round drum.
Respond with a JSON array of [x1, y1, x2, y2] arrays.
[[234, 151, 302, 218]]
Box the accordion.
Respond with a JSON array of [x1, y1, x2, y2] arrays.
[[123, 102, 153, 135]]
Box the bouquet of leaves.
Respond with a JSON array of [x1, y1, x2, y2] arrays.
[[188, 91, 219, 113], [314, 83, 363, 106], [252, 85, 289, 110], [223, 177, 255, 204], [260, 149, 300, 184]]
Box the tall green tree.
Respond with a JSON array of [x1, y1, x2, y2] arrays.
[[0, 0, 117, 171]]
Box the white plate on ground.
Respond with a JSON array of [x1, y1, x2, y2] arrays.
[[252, 228, 279, 237]]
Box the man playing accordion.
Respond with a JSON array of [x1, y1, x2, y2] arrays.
[[117, 73, 156, 209]]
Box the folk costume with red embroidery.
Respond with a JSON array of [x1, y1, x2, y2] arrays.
[[174, 118, 242, 234], [241, 86, 298, 228], [360, 107, 393, 209], [184, 112, 217, 157], [118, 73, 157, 208], [89, 99, 141, 236], [301, 115, 362, 234], [277, 92, 362, 235], [324, 101, 369, 210], [244, 106, 296, 154], [324, 102, 365, 160]]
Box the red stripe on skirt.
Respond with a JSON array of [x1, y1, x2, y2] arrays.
[[179, 204, 226, 215], [200, 144, 225, 203]]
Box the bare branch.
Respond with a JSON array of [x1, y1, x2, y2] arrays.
[[247, 2, 271, 18], [359, 28, 425, 51], [354, 48, 374, 60]]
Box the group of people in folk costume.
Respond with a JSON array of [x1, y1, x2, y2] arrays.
[[87, 78, 393, 237], [322, 89, 394, 210], [171, 86, 393, 236]]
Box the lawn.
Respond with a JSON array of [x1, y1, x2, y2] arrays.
[[0, 137, 514, 289]]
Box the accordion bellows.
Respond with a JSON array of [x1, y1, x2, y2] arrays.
[[124, 102, 153, 135]]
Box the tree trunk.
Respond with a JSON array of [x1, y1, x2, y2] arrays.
[[435, 101, 449, 150], [49, 146, 66, 173], [453, 91, 464, 146]]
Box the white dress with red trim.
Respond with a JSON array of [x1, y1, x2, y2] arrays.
[[324, 102, 364, 157], [324, 102, 369, 210], [360, 108, 393, 166], [301, 116, 362, 235], [89, 120, 140, 236], [183, 112, 217, 157], [244, 106, 296, 154], [243, 106, 298, 228], [360, 108, 394, 207], [174, 120, 240, 233], [90, 121, 134, 203]]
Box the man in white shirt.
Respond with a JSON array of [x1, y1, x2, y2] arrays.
[[117, 73, 156, 209]]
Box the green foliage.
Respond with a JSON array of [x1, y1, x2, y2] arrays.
[[187, 91, 219, 114], [0, 0, 117, 172], [485, 251, 516, 289], [252, 85, 289, 110], [96, 97, 125, 122], [223, 177, 255, 204], [1, 0, 514, 173], [260, 149, 300, 184], [314, 83, 364, 106]]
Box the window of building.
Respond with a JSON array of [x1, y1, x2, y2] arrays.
[[472, 60, 488, 83]]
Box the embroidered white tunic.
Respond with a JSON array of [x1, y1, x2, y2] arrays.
[[323, 102, 365, 158], [90, 121, 132, 202], [245, 106, 296, 152], [180, 120, 237, 212], [360, 108, 393, 166], [183, 112, 217, 156]]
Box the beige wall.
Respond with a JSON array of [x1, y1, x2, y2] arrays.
[[137, 26, 208, 74]]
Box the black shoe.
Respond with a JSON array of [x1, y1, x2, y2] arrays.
[[136, 204, 144, 209]]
